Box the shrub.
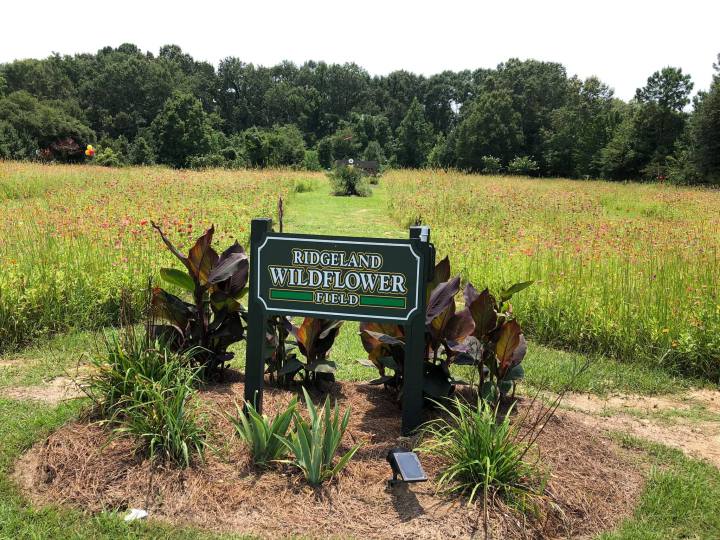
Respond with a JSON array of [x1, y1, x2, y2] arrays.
[[188, 153, 227, 170], [94, 147, 122, 167], [227, 396, 297, 466], [480, 155, 502, 174], [418, 398, 540, 506], [302, 149, 322, 171], [293, 178, 317, 193], [507, 156, 539, 176], [84, 329, 196, 418], [278, 387, 361, 485], [327, 165, 371, 197]]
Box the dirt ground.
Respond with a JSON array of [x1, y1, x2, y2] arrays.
[[1, 376, 83, 404], [559, 390, 720, 467], [13, 374, 644, 539]]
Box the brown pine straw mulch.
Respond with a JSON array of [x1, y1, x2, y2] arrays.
[[13, 372, 644, 539]]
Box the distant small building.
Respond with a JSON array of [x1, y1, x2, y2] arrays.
[[333, 158, 380, 176]]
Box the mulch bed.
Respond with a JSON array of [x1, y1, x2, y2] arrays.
[[13, 372, 644, 539]]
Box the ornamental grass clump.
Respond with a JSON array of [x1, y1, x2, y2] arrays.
[[84, 328, 207, 468], [278, 387, 361, 485], [114, 362, 207, 468], [84, 327, 197, 418], [419, 397, 540, 507]]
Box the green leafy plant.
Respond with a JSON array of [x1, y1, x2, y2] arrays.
[[83, 326, 197, 418], [462, 281, 533, 402], [480, 155, 503, 174], [113, 362, 207, 468], [359, 257, 475, 400], [83, 327, 207, 468], [327, 164, 371, 197], [507, 155, 540, 176], [360, 257, 532, 403], [418, 397, 540, 507], [227, 395, 297, 466], [278, 387, 361, 485], [150, 222, 249, 374], [275, 317, 343, 382]]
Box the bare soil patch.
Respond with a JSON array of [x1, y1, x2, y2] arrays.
[[561, 390, 720, 467], [0, 377, 83, 404], [14, 376, 643, 539]]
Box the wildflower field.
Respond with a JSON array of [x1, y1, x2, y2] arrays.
[[0, 162, 298, 350], [2, 162, 719, 380], [387, 170, 720, 379]]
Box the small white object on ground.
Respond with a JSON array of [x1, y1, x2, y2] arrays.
[[124, 508, 148, 522]]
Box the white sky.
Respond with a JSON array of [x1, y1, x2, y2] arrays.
[[1, 0, 718, 100]]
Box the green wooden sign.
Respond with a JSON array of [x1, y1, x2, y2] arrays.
[[244, 218, 434, 435], [255, 234, 423, 322]]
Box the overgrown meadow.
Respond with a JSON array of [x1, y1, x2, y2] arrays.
[[387, 170, 720, 380], [0, 162, 299, 349], [2, 162, 719, 381]]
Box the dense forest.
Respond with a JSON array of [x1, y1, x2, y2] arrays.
[[1, 43, 718, 183]]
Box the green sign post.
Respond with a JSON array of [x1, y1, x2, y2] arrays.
[[244, 218, 434, 434]]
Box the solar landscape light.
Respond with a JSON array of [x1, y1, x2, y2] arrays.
[[386, 447, 428, 487]]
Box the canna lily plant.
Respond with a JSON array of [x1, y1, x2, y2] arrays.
[[461, 281, 532, 401], [359, 256, 532, 404], [360, 257, 475, 400], [273, 317, 344, 383], [149, 222, 249, 374]]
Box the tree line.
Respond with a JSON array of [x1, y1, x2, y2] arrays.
[[0, 43, 718, 183]]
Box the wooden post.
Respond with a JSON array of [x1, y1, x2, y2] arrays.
[[244, 218, 272, 411]]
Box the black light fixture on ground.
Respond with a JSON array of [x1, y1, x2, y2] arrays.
[[386, 447, 428, 486]]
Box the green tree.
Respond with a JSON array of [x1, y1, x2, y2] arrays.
[[427, 133, 456, 169], [362, 140, 386, 165], [636, 67, 694, 110], [0, 91, 93, 161], [395, 98, 434, 168], [455, 89, 524, 170], [266, 124, 306, 166], [151, 92, 213, 168], [128, 135, 156, 165], [543, 77, 618, 177], [688, 55, 720, 183]]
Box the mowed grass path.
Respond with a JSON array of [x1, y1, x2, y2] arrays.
[[283, 180, 405, 238]]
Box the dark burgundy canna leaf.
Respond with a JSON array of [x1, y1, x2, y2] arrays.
[[151, 287, 194, 329], [444, 306, 475, 341], [426, 256, 451, 302], [208, 251, 248, 284], [426, 276, 461, 325], [494, 320, 524, 378], [465, 284, 498, 339]]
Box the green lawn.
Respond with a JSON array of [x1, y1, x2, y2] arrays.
[[1, 176, 719, 539]]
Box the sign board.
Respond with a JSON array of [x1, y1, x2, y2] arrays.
[[255, 234, 422, 322], [244, 218, 434, 435]]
